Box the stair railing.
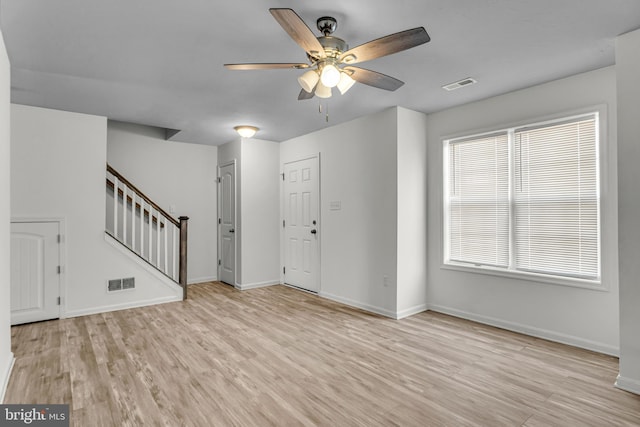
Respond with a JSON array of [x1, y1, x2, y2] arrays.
[[106, 164, 188, 299]]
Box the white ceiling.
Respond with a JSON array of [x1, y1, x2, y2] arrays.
[[1, 1, 639, 145]]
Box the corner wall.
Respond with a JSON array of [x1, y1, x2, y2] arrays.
[[11, 105, 182, 318], [240, 139, 280, 288], [107, 121, 218, 284], [426, 66, 619, 355], [397, 107, 429, 318], [0, 27, 14, 403], [616, 28, 640, 394]]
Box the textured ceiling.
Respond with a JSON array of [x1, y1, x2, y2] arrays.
[[1, 0, 639, 145]]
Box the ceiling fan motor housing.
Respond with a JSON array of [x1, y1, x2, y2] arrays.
[[317, 16, 337, 35], [317, 36, 348, 59]]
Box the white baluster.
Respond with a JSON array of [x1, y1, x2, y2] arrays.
[[172, 225, 178, 281], [113, 176, 119, 238], [140, 199, 145, 258], [164, 218, 168, 275], [131, 193, 136, 252], [148, 206, 153, 262], [122, 184, 127, 245], [156, 215, 161, 268]]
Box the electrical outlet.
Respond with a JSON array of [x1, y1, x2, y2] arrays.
[[383, 275, 389, 287]]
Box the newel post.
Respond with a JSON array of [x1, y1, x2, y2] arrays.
[[178, 216, 189, 300]]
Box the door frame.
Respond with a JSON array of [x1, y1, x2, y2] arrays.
[[217, 161, 238, 287], [10, 216, 67, 319], [281, 153, 321, 293]]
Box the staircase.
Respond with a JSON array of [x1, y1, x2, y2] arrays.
[[105, 164, 189, 299]]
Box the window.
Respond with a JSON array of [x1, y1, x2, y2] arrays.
[[444, 113, 600, 282]]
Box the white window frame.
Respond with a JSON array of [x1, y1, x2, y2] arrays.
[[442, 107, 607, 291]]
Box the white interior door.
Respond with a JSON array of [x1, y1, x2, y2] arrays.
[[10, 221, 61, 325], [218, 163, 236, 286], [283, 157, 319, 292]]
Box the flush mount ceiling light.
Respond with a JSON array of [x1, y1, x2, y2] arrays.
[[234, 125, 259, 138], [224, 8, 431, 101]]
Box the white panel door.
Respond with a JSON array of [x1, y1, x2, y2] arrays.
[[219, 163, 236, 285], [284, 157, 319, 292], [10, 221, 61, 325]]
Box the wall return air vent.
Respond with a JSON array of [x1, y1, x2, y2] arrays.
[[108, 277, 135, 292], [442, 77, 477, 91]]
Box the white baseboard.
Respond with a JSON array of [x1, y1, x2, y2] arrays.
[[64, 295, 182, 318], [1, 353, 15, 403], [615, 375, 640, 395], [396, 304, 428, 320], [428, 304, 619, 356], [319, 291, 396, 319], [188, 276, 217, 285], [235, 280, 280, 291]]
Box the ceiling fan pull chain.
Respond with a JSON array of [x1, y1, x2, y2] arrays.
[[318, 101, 322, 114], [326, 102, 329, 123]]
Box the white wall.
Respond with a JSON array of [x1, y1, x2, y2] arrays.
[[397, 107, 429, 318], [616, 28, 640, 394], [11, 105, 182, 318], [0, 28, 14, 403], [218, 139, 241, 168], [281, 108, 399, 316], [107, 121, 218, 284], [240, 139, 280, 288], [426, 66, 619, 355]]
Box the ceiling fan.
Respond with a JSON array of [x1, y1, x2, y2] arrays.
[[224, 8, 430, 100]]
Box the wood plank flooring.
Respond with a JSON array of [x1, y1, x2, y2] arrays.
[[5, 282, 640, 426]]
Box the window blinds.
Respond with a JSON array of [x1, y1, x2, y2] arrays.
[[448, 133, 509, 267], [514, 116, 599, 279]]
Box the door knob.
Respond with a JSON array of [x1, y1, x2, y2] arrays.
[[310, 229, 317, 234], [229, 229, 235, 233]]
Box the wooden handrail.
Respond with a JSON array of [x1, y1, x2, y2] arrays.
[[107, 164, 179, 227]]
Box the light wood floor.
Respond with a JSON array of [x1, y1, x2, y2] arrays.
[[5, 282, 640, 426]]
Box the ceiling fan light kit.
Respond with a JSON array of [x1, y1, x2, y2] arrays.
[[320, 63, 341, 88], [315, 82, 332, 98], [298, 70, 319, 93], [337, 72, 356, 95], [224, 8, 431, 102]]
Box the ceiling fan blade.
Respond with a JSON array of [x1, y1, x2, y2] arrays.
[[224, 63, 309, 70], [339, 27, 430, 65], [298, 87, 315, 101], [343, 66, 404, 91], [270, 8, 326, 59]]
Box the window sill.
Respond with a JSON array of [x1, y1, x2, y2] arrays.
[[441, 261, 607, 292]]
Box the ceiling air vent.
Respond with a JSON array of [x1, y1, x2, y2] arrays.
[[442, 77, 477, 91]]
